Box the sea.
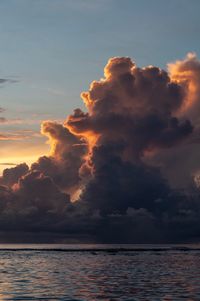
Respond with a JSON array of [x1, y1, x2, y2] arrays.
[[0, 244, 199, 300]]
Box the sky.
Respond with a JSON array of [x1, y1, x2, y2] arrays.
[[1, 0, 200, 243], [0, 0, 200, 170]]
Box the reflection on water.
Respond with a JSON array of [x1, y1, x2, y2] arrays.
[[0, 245, 199, 300]]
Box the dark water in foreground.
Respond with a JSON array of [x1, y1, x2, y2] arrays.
[[0, 244, 200, 300]]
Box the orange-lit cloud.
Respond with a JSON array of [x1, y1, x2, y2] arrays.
[[1, 54, 200, 243], [168, 53, 200, 120]]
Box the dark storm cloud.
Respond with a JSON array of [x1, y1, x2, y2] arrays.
[[0, 163, 29, 187], [66, 56, 193, 162], [80, 143, 169, 215], [0, 170, 71, 233], [1, 54, 200, 243]]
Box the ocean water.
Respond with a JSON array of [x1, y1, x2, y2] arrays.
[[0, 244, 199, 300]]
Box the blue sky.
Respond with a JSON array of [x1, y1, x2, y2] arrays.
[[0, 0, 200, 170]]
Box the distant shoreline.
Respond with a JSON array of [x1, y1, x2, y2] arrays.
[[0, 245, 199, 252]]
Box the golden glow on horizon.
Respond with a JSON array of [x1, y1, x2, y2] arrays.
[[0, 156, 39, 174], [0, 140, 49, 175]]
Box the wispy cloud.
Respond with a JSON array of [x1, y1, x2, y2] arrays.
[[0, 163, 16, 166], [0, 134, 28, 141], [0, 118, 42, 125], [0, 130, 42, 141], [0, 78, 19, 87], [0, 107, 5, 113]]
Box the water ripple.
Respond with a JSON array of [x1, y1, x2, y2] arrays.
[[0, 246, 199, 300]]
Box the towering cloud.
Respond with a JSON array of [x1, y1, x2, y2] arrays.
[[169, 53, 200, 121], [1, 54, 200, 242], [31, 121, 86, 195], [67, 56, 193, 160]]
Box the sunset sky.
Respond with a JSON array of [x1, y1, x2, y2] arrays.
[[1, 0, 200, 243], [1, 0, 200, 172]]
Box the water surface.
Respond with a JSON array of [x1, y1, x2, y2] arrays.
[[0, 244, 199, 300]]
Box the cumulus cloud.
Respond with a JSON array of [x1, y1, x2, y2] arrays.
[[145, 53, 200, 189], [31, 121, 86, 194], [0, 163, 29, 187], [0, 171, 71, 234], [1, 54, 200, 243], [67, 56, 193, 162], [168, 53, 200, 121]]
